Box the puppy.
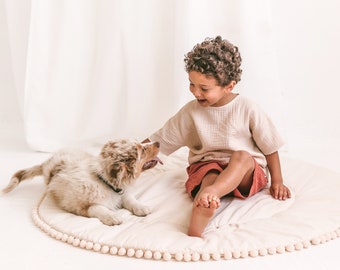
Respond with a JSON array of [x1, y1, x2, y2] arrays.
[[2, 139, 160, 226]]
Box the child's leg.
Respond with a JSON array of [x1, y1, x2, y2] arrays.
[[188, 172, 219, 237], [188, 151, 255, 237], [196, 151, 255, 205]]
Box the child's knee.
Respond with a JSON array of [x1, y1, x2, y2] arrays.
[[231, 150, 253, 164]]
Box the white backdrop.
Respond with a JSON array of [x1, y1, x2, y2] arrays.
[[1, 0, 340, 168], [2, 0, 285, 152]]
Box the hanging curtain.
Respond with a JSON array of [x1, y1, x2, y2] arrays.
[[4, 0, 284, 152]]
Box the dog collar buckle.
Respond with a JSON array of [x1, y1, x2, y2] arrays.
[[112, 187, 124, 194]]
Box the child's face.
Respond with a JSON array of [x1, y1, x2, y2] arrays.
[[188, 71, 235, 107]]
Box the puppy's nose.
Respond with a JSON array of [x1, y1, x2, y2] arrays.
[[154, 141, 160, 148]]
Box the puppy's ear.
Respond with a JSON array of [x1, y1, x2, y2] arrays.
[[101, 141, 117, 158]]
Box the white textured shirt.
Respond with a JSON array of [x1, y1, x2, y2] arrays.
[[149, 95, 284, 168]]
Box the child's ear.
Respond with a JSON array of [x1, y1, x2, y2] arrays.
[[224, 81, 236, 93]]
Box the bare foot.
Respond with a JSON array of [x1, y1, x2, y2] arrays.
[[194, 191, 221, 208], [188, 199, 219, 237]]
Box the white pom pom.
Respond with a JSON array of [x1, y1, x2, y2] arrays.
[[72, 238, 80, 247], [175, 252, 183, 261], [153, 251, 162, 260], [294, 242, 303, 251], [85, 241, 94, 250], [259, 248, 268, 256], [101, 245, 109, 254], [191, 252, 200, 262], [56, 232, 63, 240], [311, 238, 321, 245], [276, 246, 284, 254], [240, 250, 248, 258], [212, 252, 221, 260], [110, 246, 118, 255], [232, 250, 241, 259], [163, 252, 172, 261], [93, 243, 101, 252], [302, 240, 311, 248], [201, 253, 210, 261], [80, 240, 87, 249], [134, 249, 143, 258], [127, 248, 135, 257], [318, 236, 325, 244], [268, 247, 276, 255], [48, 229, 57, 238], [144, 250, 153, 259], [118, 247, 126, 256], [67, 236, 74, 244], [183, 252, 191, 262], [285, 244, 294, 252], [42, 224, 50, 232], [61, 234, 68, 242], [223, 250, 233, 260], [249, 249, 259, 257]]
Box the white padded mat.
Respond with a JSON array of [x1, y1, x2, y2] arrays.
[[33, 152, 340, 262]]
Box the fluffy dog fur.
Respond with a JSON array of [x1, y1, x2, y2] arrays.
[[2, 139, 160, 226]]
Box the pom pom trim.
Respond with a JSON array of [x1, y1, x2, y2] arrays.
[[31, 195, 340, 262]]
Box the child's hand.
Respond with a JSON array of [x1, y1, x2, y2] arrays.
[[270, 183, 291, 200]]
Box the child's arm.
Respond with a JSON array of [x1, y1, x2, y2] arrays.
[[265, 151, 291, 200]]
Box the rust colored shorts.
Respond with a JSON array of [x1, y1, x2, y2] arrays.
[[185, 159, 268, 199]]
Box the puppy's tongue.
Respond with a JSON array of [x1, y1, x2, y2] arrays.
[[142, 156, 163, 170], [153, 156, 163, 165]]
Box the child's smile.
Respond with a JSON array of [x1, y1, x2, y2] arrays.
[[188, 71, 235, 107]]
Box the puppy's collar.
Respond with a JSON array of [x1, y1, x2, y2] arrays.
[[97, 174, 124, 194]]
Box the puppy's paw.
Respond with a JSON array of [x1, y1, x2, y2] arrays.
[[132, 205, 151, 216], [100, 214, 122, 226]]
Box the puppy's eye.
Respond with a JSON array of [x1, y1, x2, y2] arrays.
[[122, 157, 134, 163]]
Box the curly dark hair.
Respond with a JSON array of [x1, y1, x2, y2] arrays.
[[184, 36, 242, 86]]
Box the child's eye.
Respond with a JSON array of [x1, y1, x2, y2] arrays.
[[201, 88, 208, 92]]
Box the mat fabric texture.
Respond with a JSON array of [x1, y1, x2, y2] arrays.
[[32, 152, 340, 262]]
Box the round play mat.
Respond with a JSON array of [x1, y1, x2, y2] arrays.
[[32, 152, 340, 262]]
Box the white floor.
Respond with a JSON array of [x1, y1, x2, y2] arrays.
[[1, 131, 340, 270]]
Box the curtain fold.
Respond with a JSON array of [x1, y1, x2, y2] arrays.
[[4, 0, 284, 152]]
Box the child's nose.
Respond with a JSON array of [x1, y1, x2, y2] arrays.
[[190, 87, 201, 98]]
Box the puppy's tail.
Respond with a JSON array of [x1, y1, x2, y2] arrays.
[[2, 165, 43, 194]]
